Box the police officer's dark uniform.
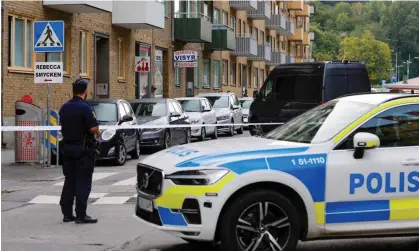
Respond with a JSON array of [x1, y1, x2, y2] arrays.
[[59, 78, 100, 224]]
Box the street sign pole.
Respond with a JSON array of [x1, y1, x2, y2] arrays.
[[47, 83, 51, 167]]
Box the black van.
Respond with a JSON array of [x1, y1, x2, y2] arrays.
[[248, 61, 371, 135]]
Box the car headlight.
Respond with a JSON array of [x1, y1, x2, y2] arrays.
[[166, 169, 229, 186], [102, 129, 116, 141], [217, 115, 229, 121]]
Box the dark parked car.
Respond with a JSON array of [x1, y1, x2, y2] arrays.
[[51, 99, 140, 166], [249, 60, 371, 135], [128, 98, 191, 150]]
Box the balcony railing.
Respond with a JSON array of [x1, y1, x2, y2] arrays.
[[43, 0, 112, 13], [230, 34, 258, 57], [174, 12, 212, 43], [230, 0, 258, 11], [248, 0, 271, 20], [309, 31, 315, 40], [204, 24, 236, 51], [286, 19, 295, 35], [266, 14, 287, 34], [112, 1, 165, 29], [248, 43, 271, 62], [309, 5, 315, 15], [266, 51, 286, 66]]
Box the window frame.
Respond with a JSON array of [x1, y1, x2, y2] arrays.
[[213, 60, 220, 89], [8, 14, 35, 71], [230, 61, 236, 86], [222, 10, 228, 25], [213, 8, 220, 24], [333, 103, 419, 151], [79, 30, 91, 77], [117, 37, 126, 80], [203, 59, 211, 88], [222, 60, 228, 86]]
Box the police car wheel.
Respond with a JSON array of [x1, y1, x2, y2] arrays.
[[219, 190, 300, 251], [129, 137, 140, 159], [200, 127, 206, 141]]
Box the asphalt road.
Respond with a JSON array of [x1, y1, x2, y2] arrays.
[[2, 130, 419, 251]]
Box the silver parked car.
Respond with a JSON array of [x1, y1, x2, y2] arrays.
[[239, 97, 253, 129], [197, 93, 244, 136]]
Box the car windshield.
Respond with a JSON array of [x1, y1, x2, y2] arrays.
[[240, 100, 253, 109], [134, 103, 167, 117], [89, 103, 118, 122], [178, 100, 201, 112], [205, 96, 229, 108], [262, 100, 377, 144]]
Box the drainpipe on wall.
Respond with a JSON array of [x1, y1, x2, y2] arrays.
[[1, 4, 6, 148]]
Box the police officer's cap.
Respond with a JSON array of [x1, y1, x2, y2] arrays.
[[73, 78, 88, 93]]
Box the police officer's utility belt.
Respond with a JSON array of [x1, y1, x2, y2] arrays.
[[62, 140, 86, 158]]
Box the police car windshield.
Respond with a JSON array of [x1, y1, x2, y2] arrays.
[[205, 96, 229, 108], [135, 103, 167, 117], [262, 100, 376, 144], [90, 103, 118, 122]]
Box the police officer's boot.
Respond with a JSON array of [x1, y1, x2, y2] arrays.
[[75, 215, 98, 224], [63, 215, 76, 222]]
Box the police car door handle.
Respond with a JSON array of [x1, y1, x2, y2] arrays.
[[401, 159, 419, 166]]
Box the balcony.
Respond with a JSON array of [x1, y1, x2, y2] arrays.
[[230, 0, 257, 11], [230, 35, 258, 57], [286, 55, 296, 63], [112, 1, 164, 29], [287, 0, 303, 10], [309, 5, 315, 15], [205, 25, 236, 51], [43, 0, 112, 13], [286, 20, 295, 35], [296, 3, 310, 16], [248, 43, 271, 62], [289, 27, 303, 41], [248, 1, 271, 20], [266, 14, 287, 34], [174, 13, 212, 43], [266, 51, 286, 66], [309, 31, 315, 40], [303, 31, 310, 45]]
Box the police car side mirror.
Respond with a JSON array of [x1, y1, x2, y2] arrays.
[[353, 132, 380, 159], [118, 115, 133, 125]]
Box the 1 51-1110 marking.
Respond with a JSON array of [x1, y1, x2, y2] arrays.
[[291, 157, 325, 166]]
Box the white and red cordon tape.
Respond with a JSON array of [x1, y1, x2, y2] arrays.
[[1, 123, 284, 132]]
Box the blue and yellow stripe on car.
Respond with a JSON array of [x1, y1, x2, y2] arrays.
[[323, 198, 419, 223], [154, 172, 236, 226]]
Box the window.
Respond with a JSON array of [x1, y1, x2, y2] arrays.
[[45, 26, 70, 73], [203, 59, 211, 88], [336, 104, 419, 149], [252, 27, 257, 40], [222, 60, 228, 86], [205, 96, 229, 108], [194, 58, 199, 88], [172, 101, 184, 114], [230, 62, 236, 86], [8, 15, 33, 69], [205, 99, 212, 110], [135, 102, 167, 117], [168, 102, 176, 113], [213, 8, 220, 24], [79, 30, 90, 76], [230, 16, 236, 30], [118, 38, 126, 79], [214, 60, 220, 89], [253, 68, 258, 88], [175, 67, 181, 87], [164, 0, 169, 17], [122, 102, 134, 117], [90, 103, 118, 122], [179, 99, 201, 112], [222, 11, 228, 25]]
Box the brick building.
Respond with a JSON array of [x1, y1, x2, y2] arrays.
[[1, 0, 313, 146]]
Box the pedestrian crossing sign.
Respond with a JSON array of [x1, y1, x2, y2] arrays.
[[33, 21, 64, 53]]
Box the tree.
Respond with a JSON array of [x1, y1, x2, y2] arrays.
[[339, 31, 392, 80]]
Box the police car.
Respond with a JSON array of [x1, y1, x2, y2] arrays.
[[134, 93, 419, 251]]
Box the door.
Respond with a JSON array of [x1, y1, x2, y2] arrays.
[[94, 33, 110, 99], [325, 104, 419, 234], [117, 102, 130, 146], [121, 101, 137, 151], [172, 100, 190, 143]]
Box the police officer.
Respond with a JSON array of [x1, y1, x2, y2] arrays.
[[59, 78, 101, 224]]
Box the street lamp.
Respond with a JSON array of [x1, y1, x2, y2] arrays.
[[403, 54, 419, 80]]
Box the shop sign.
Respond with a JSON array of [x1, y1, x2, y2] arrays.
[[174, 50, 198, 62], [135, 56, 150, 72], [175, 62, 198, 68]]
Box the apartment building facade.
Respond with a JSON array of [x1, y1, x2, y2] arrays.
[[1, 0, 313, 139]]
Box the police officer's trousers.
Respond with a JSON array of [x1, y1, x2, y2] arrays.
[[60, 155, 94, 218]]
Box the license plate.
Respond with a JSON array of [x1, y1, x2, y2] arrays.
[[138, 197, 153, 212]]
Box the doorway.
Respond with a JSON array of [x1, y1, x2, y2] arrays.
[[242, 65, 247, 96], [186, 67, 194, 97], [94, 33, 109, 99], [135, 43, 151, 99]]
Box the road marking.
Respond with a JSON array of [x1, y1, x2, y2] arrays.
[[111, 176, 136, 186], [53, 172, 118, 186], [92, 196, 131, 205], [89, 193, 109, 198], [28, 195, 60, 204]]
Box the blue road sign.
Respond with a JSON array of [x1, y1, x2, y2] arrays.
[[390, 74, 397, 84], [33, 21, 64, 53]]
